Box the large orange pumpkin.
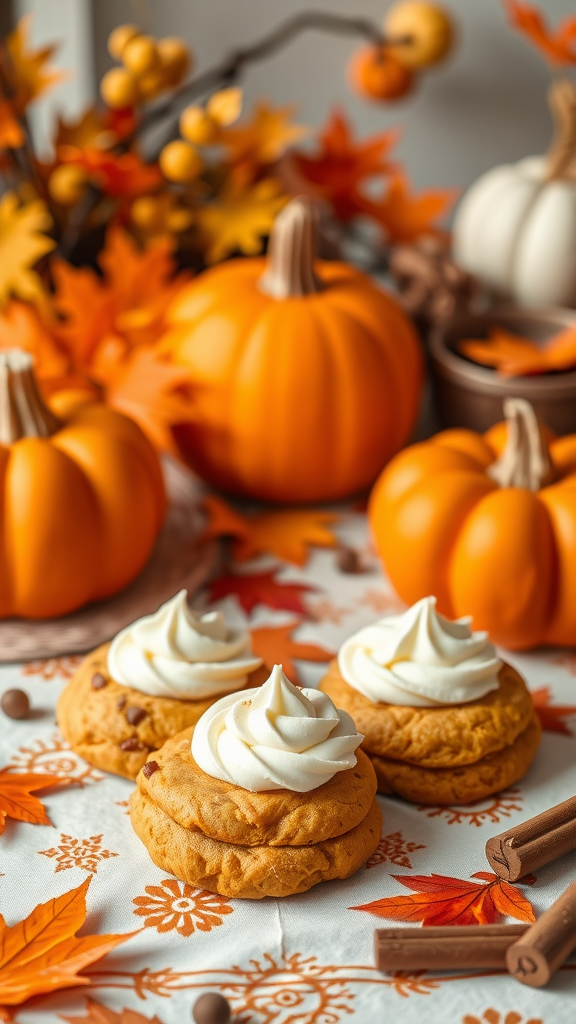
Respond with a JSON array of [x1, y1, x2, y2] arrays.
[[0, 350, 165, 619], [162, 197, 423, 503], [369, 397, 576, 650]]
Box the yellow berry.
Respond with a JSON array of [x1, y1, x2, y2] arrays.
[[100, 67, 138, 109], [159, 140, 202, 183], [137, 70, 166, 101], [207, 87, 242, 127], [165, 208, 195, 233], [180, 105, 216, 145], [108, 24, 140, 61], [384, 1, 454, 68], [131, 195, 164, 230], [48, 164, 87, 205], [122, 34, 159, 76], [157, 38, 191, 86]]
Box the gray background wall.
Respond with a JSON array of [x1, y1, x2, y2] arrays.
[[90, 0, 576, 195]]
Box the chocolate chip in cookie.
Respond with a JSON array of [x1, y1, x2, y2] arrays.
[[91, 672, 108, 690], [142, 760, 160, 778], [126, 705, 147, 726], [120, 736, 145, 752]]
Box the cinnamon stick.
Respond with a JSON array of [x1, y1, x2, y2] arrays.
[[486, 796, 576, 882], [375, 924, 529, 971], [506, 879, 576, 987]]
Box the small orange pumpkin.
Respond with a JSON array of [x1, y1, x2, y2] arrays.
[[369, 397, 576, 650], [163, 197, 423, 503], [0, 350, 165, 619], [348, 46, 414, 102]]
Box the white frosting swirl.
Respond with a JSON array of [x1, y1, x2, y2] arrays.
[[191, 664, 363, 792], [338, 596, 502, 707], [107, 590, 262, 699]]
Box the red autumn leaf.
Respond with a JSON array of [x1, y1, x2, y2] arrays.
[[503, 0, 576, 66], [532, 686, 576, 736], [250, 621, 333, 685], [367, 171, 457, 243], [202, 495, 339, 566], [294, 108, 397, 221], [62, 996, 164, 1023], [0, 768, 72, 835], [60, 146, 162, 198], [350, 871, 535, 926], [209, 569, 318, 615], [0, 877, 133, 1008]]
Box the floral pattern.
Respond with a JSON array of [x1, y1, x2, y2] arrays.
[[418, 790, 524, 827], [133, 878, 234, 936], [463, 1013, 543, 1024], [21, 656, 83, 680], [8, 733, 103, 786], [366, 831, 426, 870], [38, 833, 119, 873]]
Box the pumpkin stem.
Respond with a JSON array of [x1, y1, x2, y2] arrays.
[[487, 398, 556, 491], [546, 79, 576, 181], [0, 349, 60, 445], [259, 196, 324, 299]]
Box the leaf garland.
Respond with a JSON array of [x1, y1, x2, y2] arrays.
[[209, 569, 318, 616], [202, 495, 339, 566], [0, 768, 72, 835], [350, 871, 536, 926], [0, 878, 133, 1010], [249, 621, 333, 685]]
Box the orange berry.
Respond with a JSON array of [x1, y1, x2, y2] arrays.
[[166, 208, 195, 233], [384, 2, 454, 68], [137, 70, 166, 101], [48, 164, 87, 205], [108, 24, 140, 61], [100, 67, 138, 109], [122, 34, 159, 76], [159, 140, 202, 183], [131, 195, 164, 231], [180, 105, 217, 145], [348, 46, 414, 101], [157, 38, 191, 86]]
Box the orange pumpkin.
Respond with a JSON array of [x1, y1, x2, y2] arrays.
[[0, 350, 165, 619], [162, 197, 423, 503], [348, 46, 414, 102], [369, 397, 576, 650]]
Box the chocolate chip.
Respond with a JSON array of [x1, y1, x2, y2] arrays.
[[119, 736, 144, 752], [1, 689, 30, 720], [117, 695, 127, 710], [192, 992, 231, 1024], [91, 672, 108, 690], [336, 546, 364, 574], [126, 705, 146, 726], [142, 760, 159, 778]]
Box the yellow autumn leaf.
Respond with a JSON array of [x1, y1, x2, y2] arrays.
[[0, 192, 55, 307], [207, 87, 243, 127], [196, 178, 287, 263], [7, 15, 66, 112], [221, 100, 308, 167]]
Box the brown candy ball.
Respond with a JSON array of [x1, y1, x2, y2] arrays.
[[1, 689, 30, 720], [192, 992, 231, 1024], [336, 546, 364, 574]]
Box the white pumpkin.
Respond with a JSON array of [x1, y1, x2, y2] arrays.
[[453, 80, 576, 309]]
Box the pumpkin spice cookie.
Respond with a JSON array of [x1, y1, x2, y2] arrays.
[[319, 596, 541, 805], [130, 665, 381, 898], [57, 590, 266, 780]]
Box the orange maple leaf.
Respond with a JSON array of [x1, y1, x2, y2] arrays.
[[0, 768, 72, 835], [367, 172, 457, 243], [503, 0, 576, 66], [202, 495, 339, 566], [249, 621, 333, 685], [459, 324, 576, 377], [0, 300, 68, 379], [4, 15, 65, 113], [350, 871, 535, 926], [221, 100, 308, 182], [209, 569, 318, 615], [59, 146, 162, 199], [295, 108, 397, 221], [0, 101, 24, 150], [0, 877, 134, 1009], [532, 686, 576, 736], [62, 997, 164, 1023]]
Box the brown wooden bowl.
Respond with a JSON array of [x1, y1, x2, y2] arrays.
[[429, 306, 576, 434]]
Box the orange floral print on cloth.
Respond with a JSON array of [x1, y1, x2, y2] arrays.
[[350, 871, 535, 926], [463, 1012, 543, 1024], [358, 588, 405, 614], [62, 999, 164, 1023], [133, 879, 234, 937], [8, 733, 102, 786], [419, 790, 524, 827], [39, 834, 119, 874], [532, 686, 576, 736], [366, 831, 426, 870], [306, 598, 351, 625], [21, 656, 83, 680]]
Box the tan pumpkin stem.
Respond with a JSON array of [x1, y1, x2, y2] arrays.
[[487, 398, 556, 491], [258, 196, 324, 298], [546, 79, 576, 181], [0, 349, 60, 444]]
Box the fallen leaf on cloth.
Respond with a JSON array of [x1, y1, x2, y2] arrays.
[[350, 871, 535, 926], [209, 569, 318, 616], [0, 877, 133, 1009], [62, 995, 164, 1023], [532, 686, 576, 736], [203, 495, 339, 566], [250, 621, 333, 685], [0, 768, 72, 835]]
